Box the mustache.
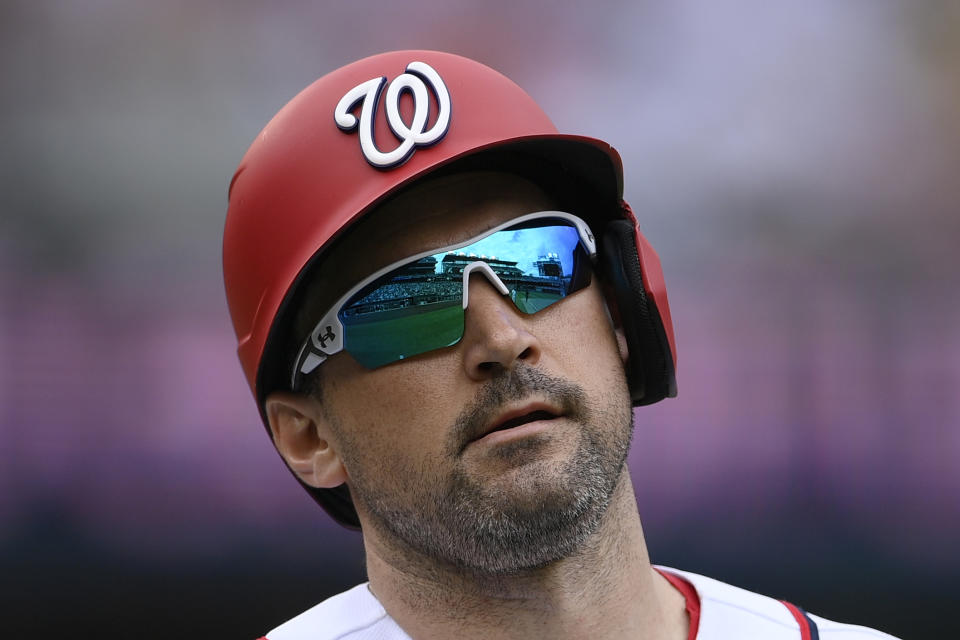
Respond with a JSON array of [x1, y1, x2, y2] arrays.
[[450, 365, 588, 453]]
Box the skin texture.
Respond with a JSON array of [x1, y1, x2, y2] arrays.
[[266, 172, 688, 640]]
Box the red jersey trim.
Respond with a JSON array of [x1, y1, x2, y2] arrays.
[[656, 568, 700, 640], [781, 600, 820, 640]]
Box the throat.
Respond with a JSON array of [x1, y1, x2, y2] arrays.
[[362, 473, 669, 640]]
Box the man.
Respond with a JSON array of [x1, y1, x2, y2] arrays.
[[223, 50, 898, 640]]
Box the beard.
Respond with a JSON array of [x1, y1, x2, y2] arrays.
[[339, 364, 634, 576]]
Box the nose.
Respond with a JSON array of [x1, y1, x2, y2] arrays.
[[460, 266, 542, 380]]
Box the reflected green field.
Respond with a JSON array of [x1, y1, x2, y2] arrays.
[[342, 289, 564, 367], [512, 289, 563, 314], [343, 301, 464, 367]]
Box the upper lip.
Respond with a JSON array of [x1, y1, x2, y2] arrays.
[[470, 401, 563, 443]]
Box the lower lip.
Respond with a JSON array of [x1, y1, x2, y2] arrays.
[[472, 418, 558, 447]]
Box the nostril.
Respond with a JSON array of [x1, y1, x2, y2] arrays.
[[478, 361, 495, 372], [518, 347, 532, 360]]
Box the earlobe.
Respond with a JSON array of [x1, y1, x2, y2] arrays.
[[614, 326, 630, 366], [264, 392, 348, 489]]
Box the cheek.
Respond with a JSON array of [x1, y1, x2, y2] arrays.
[[546, 286, 623, 369], [324, 356, 461, 472], [539, 288, 631, 407]]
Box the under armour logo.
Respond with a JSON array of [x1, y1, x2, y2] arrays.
[[334, 61, 451, 169], [316, 326, 336, 349]]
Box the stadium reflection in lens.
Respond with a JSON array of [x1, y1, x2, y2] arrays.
[[339, 221, 590, 369]]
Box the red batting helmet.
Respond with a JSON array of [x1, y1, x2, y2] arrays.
[[223, 50, 677, 527]]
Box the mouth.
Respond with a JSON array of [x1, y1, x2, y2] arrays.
[[470, 402, 563, 445]]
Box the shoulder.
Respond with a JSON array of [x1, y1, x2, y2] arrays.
[[657, 566, 900, 640], [261, 582, 410, 640]]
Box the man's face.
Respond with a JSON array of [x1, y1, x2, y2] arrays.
[[311, 171, 634, 575]]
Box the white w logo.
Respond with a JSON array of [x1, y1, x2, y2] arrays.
[[334, 61, 451, 169]]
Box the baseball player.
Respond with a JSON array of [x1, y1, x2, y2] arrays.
[[223, 50, 900, 640]]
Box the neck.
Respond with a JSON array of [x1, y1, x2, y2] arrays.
[[361, 471, 689, 640]]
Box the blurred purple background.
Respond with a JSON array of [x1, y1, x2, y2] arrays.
[[1, 1, 957, 637]]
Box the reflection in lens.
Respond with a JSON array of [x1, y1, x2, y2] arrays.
[[338, 222, 590, 368], [343, 301, 464, 368]]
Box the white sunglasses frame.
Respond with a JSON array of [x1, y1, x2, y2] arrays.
[[291, 210, 597, 387]]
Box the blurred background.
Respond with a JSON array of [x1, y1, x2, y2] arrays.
[[1, 0, 957, 637]]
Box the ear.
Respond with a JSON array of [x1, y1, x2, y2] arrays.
[[614, 325, 629, 366], [600, 279, 630, 366], [264, 392, 347, 489]]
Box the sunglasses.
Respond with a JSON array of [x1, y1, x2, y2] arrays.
[[291, 211, 597, 388]]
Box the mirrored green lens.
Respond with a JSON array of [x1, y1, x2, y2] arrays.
[[338, 222, 588, 368], [342, 300, 464, 368]]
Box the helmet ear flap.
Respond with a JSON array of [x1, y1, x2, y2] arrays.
[[600, 220, 677, 406], [307, 483, 361, 529]]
